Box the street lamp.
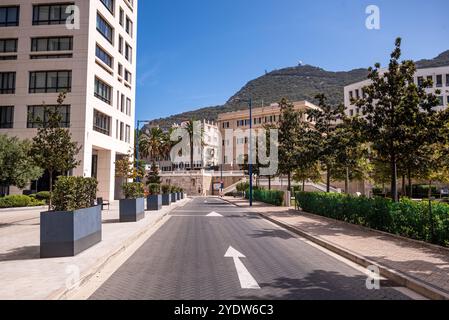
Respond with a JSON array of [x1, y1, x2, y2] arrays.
[[231, 97, 253, 207], [135, 119, 151, 182]]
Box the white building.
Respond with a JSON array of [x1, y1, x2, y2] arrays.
[[344, 66, 449, 117], [0, 0, 138, 200]]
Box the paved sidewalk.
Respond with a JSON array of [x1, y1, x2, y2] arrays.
[[224, 197, 449, 299], [0, 198, 190, 300]]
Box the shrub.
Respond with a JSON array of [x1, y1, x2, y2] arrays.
[[52, 177, 98, 212], [0, 195, 45, 208], [147, 183, 160, 195], [236, 182, 250, 192], [122, 182, 145, 199], [296, 192, 449, 247], [246, 188, 284, 206], [161, 184, 171, 194], [170, 185, 178, 193], [35, 191, 51, 203]]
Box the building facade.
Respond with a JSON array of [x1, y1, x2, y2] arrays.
[[0, 0, 138, 200], [216, 101, 320, 171], [344, 65, 449, 117]]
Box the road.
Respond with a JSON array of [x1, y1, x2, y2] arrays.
[[90, 197, 413, 300]]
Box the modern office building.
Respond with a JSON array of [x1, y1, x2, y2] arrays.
[[344, 65, 449, 117], [0, 0, 138, 200]]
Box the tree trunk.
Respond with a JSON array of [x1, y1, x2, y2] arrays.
[[401, 174, 406, 199], [326, 167, 331, 193], [48, 170, 53, 210], [190, 138, 194, 171], [428, 180, 433, 199], [345, 167, 350, 194], [391, 158, 398, 202], [302, 179, 306, 192], [268, 176, 271, 190], [407, 168, 413, 198], [287, 172, 291, 192]]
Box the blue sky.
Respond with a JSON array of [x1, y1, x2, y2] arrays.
[[136, 0, 449, 121]]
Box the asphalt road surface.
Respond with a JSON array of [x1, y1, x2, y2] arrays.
[[90, 197, 413, 300]]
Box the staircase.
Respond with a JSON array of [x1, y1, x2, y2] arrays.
[[223, 178, 247, 194]]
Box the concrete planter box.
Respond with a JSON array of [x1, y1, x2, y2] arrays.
[[40, 205, 102, 258], [171, 193, 177, 203], [176, 192, 181, 201], [147, 195, 162, 211], [162, 194, 171, 206], [119, 198, 145, 222]]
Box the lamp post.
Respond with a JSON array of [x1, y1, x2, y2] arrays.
[[135, 119, 151, 182], [231, 97, 253, 206]]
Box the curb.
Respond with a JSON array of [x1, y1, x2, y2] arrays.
[[47, 198, 192, 300], [224, 198, 449, 301]]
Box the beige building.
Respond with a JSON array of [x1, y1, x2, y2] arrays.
[[217, 101, 320, 170], [0, 0, 138, 200]]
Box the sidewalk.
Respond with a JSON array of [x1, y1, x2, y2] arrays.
[[0, 198, 190, 300], [224, 196, 449, 300]]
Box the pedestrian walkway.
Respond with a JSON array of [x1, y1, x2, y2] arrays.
[[224, 196, 449, 299], [0, 198, 190, 300]]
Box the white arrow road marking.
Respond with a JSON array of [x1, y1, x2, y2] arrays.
[[225, 247, 260, 290], [207, 211, 223, 217]]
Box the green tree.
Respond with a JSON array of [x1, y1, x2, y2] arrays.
[[293, 163, 322, 192], [184, 119, 204, 171], [307, 94, 345, 192], [278, 98, 300, 191], [30, 92, 81, 208], [0, 135, 43, 190], [354, 38, 442, 202]]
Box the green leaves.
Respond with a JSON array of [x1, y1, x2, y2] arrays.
[[0, 135, 43, 189], [52, 177, 98, 212], [122, 182, 145, 199]]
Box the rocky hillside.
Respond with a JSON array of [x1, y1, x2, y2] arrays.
[[149, 50, 449, 128]]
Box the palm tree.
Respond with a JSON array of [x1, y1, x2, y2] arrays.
[[139, 127, 165, 160], [184, 120, 204, 171]]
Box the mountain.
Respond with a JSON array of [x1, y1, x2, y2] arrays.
[[148, 50, 449, 128]]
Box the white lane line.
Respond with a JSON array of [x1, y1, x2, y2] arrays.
[[225, 246, 260, 290]]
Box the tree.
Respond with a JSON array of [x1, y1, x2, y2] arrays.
[[278, 98, 300, 191], [0, 135, 43, 190], [354, 38, 442, 202], [146, 162, 162, 195], [30, 92, 81, 208], [184, 119, 204, 171], [307, 94, 345, 192], [139, 127, 165, 160], [293, 163, 322, 192]]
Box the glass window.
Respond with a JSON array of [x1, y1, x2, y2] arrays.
[[0, 39, 17, 52], [29, 71, 71, 93], [446, 74, 449, 87], [93, 109, 111, 136], [0, 106, 14, 128], [436, 75, 443, 87], [0, 72, 15, 94], [31, 37, 73, 51], [119, 7, 124, 25], [126, 17, 133, 37], [27, 105, 70, 128], [33, 4, 74, 25], [94, 77, 112, 104], [95, 45, 113, 68], [0, 6, 20, 27], [96, 14, 113, 43], [100, 0, 114, 14]]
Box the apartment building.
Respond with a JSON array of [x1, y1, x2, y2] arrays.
[[0, 0, 138, 200], [344, 65, 449, 117], [216, 101, 320, 170]]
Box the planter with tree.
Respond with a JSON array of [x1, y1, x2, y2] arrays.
[[116, 152, 146, 222], [170, 185, 177, 203], [40, 177, 100, 258], [146, 162, 162, 211], [161, 184, 171, 206]]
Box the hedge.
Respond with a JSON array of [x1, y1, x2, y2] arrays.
[[246, 188, 285, 206], [296, 192, 449, 247], [0, 195, 45, 208]]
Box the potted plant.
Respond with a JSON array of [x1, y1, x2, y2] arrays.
[[146, 162, 162, 211], [180, 188, 185, 199], [116, 152, 146, 222], [170, 185, 177, 203], [161, 184, 172, 206], [40, 177, 100, 258]]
